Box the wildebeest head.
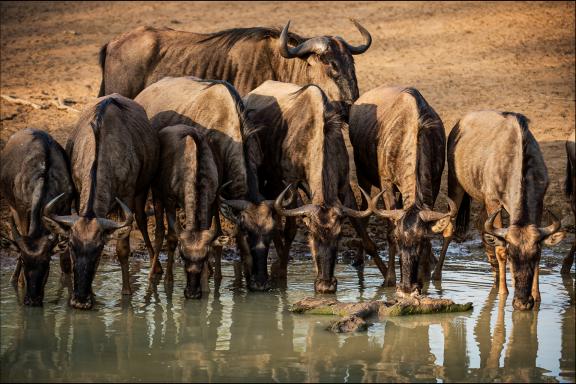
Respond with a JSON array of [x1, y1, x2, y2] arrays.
[[220, 198, 278, 291], [483, 207, 565, 310], [6, 219, 58, 306], [173, 213, 228, 299], [372, 192, 457, 297], [42, 194, 133, 310], [278, 20, 371, 115], [274, 184, 372, 294]]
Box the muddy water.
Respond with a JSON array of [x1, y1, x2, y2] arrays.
[[1, 238, 574, 383]]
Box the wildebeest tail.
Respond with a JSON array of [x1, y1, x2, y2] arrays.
[[97, 43, 108, 97], [455, 192, 470, 236], [566, 147, 574, 198]]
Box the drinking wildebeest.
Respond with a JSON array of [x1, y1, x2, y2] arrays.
[[243, 80, 379, 294], [135, 76, 278, 291], [0, 129, 74, 306], [562, 139, 575, 275], [348, 86, 455, 297], [42, 94, 159, 309], [433, 111, 565, 310], [98, 20, 371, 116], [152, 124, 228, 299]]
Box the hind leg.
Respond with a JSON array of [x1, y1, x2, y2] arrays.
[[134, 192, 161, 280], [485, 202, 508, 296]]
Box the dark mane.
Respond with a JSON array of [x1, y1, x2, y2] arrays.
[[85, 97, 127, 217], [404, 87, 445, 209], [197, 26, 306, 53], [28, 130, 53, 237], [200, 79, 264, 202], [291, 84, 346, 203], [501, 111, 530, 132]]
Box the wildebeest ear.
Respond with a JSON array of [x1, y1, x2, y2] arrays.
[[219, 204, 240, 224], [483, 233, 506, 247], [212, 235, 230, 247], [42, 216, 70, 237], [429, 216, 452, 234], [105, 225, 131, 241], [543, 231, 566, 246]]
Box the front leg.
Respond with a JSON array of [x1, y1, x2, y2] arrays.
[[116, 236, 132, 295], [340, 184, 385, 277]]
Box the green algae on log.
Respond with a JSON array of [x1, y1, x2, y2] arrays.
[[290, 296, 473, 333]]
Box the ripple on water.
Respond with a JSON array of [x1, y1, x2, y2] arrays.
[[0, 237, 574, 383]]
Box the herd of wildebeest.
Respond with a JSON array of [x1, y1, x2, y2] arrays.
[[1, 21, 575, 311]]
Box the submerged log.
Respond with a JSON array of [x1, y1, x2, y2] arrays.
[[290, 296, 473, 333]]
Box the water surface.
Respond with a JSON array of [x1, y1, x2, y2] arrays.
[[1, 238, 574, 382]]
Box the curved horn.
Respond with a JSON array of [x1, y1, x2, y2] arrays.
[[484, 206, 508, 238], [539, 208, 561, 238], [43, 193, 79, 228], [370, 190, 405, 221], [274, 184, 317, 217], [207, 214, 218, 239], [278, 21, 328, 59], [419, 197, 458, 222], [344, 19, 372, 55], [97, 198, 134, 231], [338, 187, 373, 218]]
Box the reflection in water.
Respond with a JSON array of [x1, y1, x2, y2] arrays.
[[1, 239, 575, 382]]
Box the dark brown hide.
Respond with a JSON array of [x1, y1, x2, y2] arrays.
[[151, 124, 220, 299], [561, 140, 575, 275], [437, 111, 565, 310], [135, 76, 276, 291], [0, 129, 74, 305], [244, 80, 376, 294], [349, 86, 450, 296], [43, 94, 159, 309], [98, 21, 372, 112]]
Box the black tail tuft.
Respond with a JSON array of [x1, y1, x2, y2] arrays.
[[566, 148, 574, 198], [97, 43, 108, 97], [455, 192, 470, 236]]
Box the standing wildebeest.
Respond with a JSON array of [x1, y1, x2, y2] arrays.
[[42, 94, 159, 309], [562, 140, 575, 275], [244, 80, 378, 294], [152, 124, 228, 299], [349, 86, 455, 297], [0, 129, 74, 306], [433, 111, 565, 310], [135, 76, 277, 291], [98, 20, 371, 115]]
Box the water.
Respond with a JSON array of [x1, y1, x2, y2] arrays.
[[1, 238, 574, 383]]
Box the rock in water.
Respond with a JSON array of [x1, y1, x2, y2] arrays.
[[290, 296, 473, 333]]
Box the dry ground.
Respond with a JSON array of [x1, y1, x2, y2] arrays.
[[0, 1, 574, 258]]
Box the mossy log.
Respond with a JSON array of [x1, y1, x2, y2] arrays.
[[290, 296, 473, 333]]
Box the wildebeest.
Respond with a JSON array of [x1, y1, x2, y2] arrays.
[[433, 111, 565, 310], [349, 86, 455, 297], [152, 124, 228, 299], [244, 80, 378, 294], [0, 129, 74, 306], [562, 139, 575, 275], [98, 20, 371, 115], [134, 76, 277, 291], [42, 94, 159, 309]]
